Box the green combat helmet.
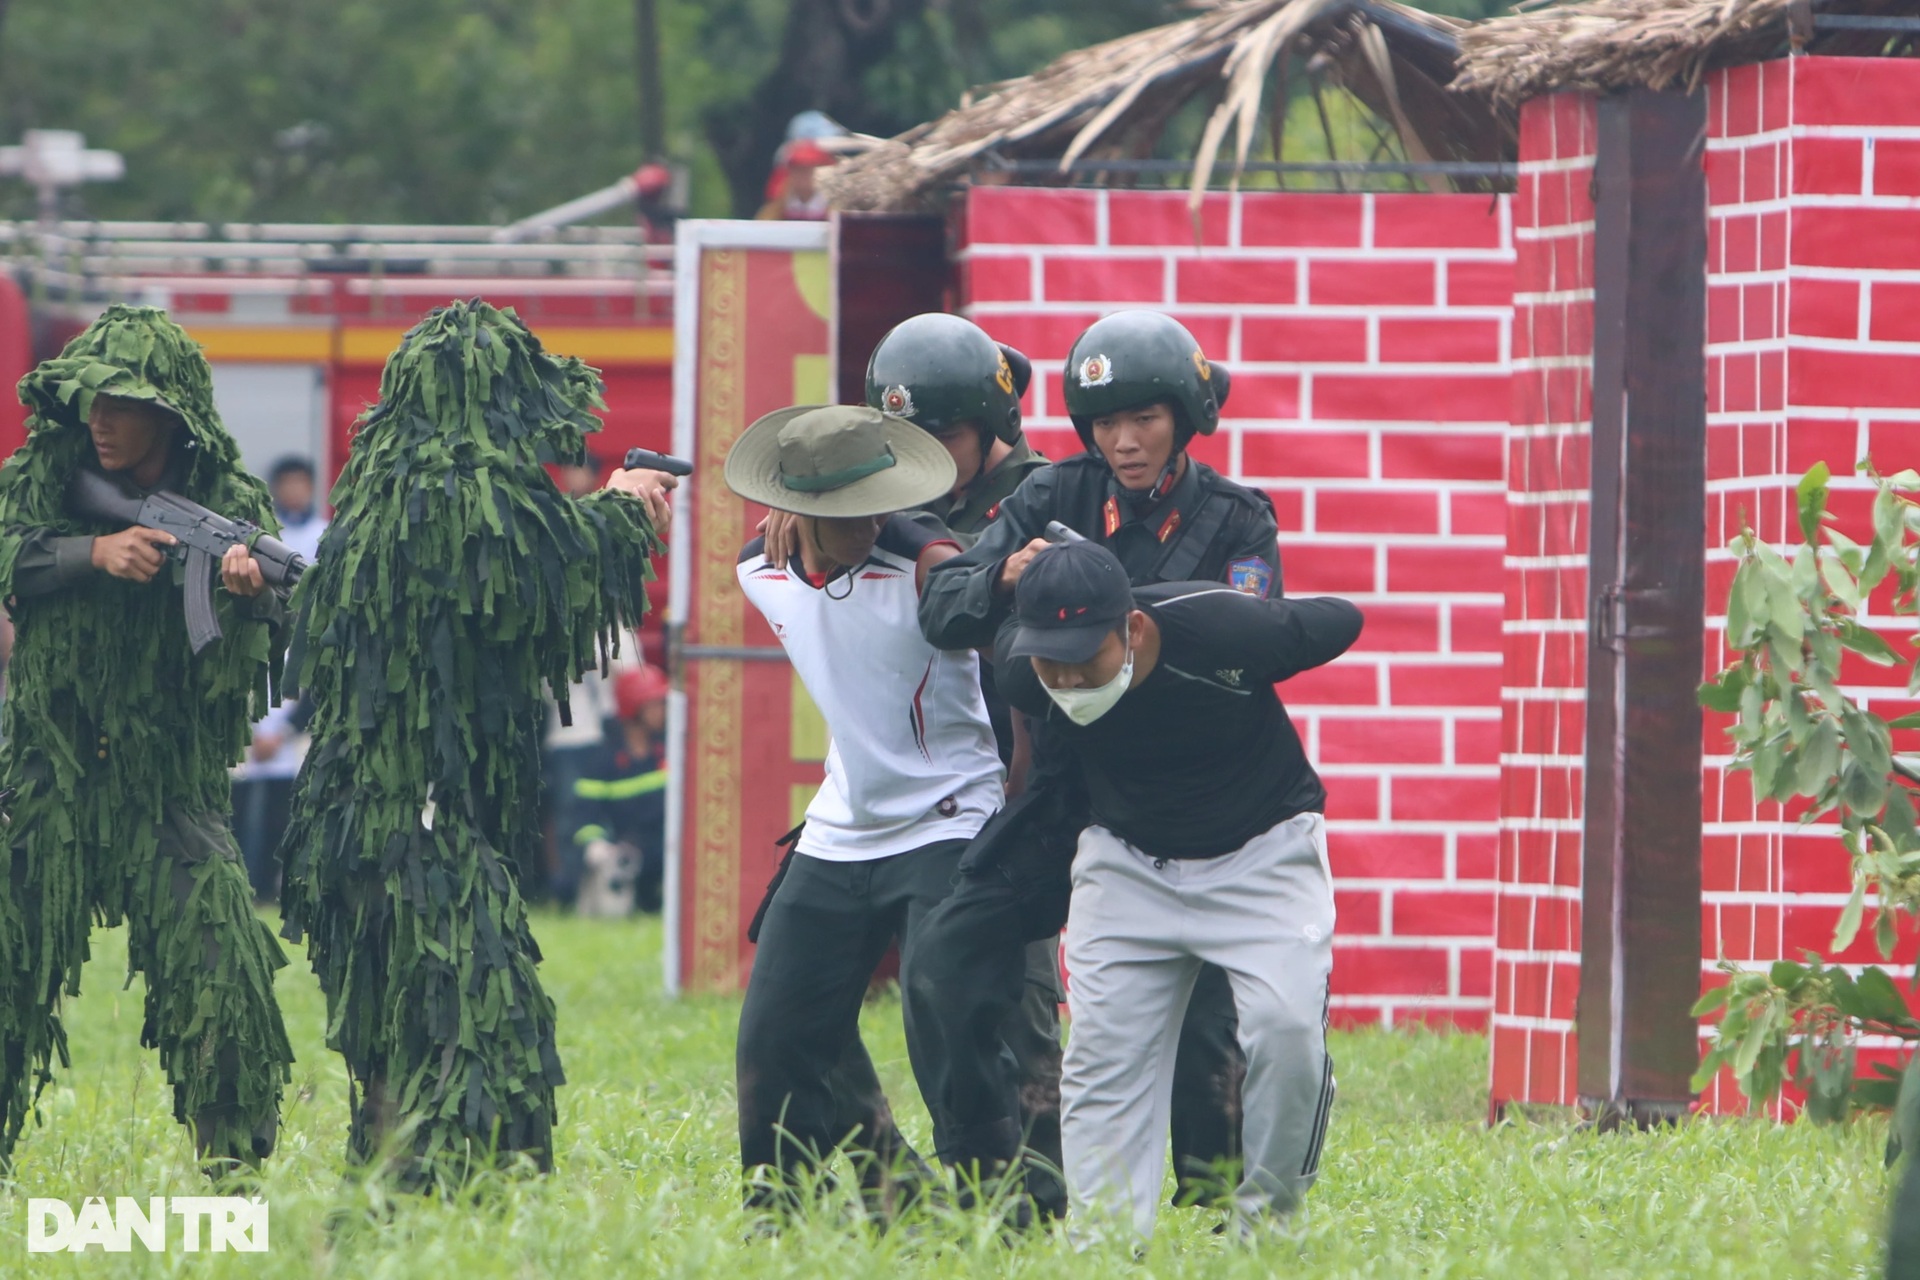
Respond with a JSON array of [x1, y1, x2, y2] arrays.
[[1062, 310, 1232, 453], [865, 312, 1031, 447]]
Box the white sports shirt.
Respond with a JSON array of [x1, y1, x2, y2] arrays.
[[737, 513, 1005, 862]]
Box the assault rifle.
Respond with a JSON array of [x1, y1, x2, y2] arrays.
[[67, 469, 310, 654], [622, 447, 693, 477]]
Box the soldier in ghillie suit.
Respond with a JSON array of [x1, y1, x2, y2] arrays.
[[0, 304, 295, 1172], [278, 299, 661, 1189]]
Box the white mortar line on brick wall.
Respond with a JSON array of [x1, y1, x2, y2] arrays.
[[1513, 222, 1598, 243], [1507, 553, 1591, 569], [1321, 765, 1502, 781], [1338, 938, 1496, 956], [974, 244, 1519, 263], [1313, 706, 1505, 717], [1490, 1013, 1577, 1034], [1499, 194, 1515, 252], [1518, 156, 1599, 176], [969, 302, 1518, 322], [1500, 753, 1584, 767], [1362, 193, 1376, 249], [1437, 259, 1450, 307], [1790, 333, 1920, 357], [1791, 266, 1920, 286], [1334, 823, 1501, 837], [1506, 488, 1593, 505], [1494, 948, 1584, 965], [1502, 618, 1588, 633], [1229, 194, 1244, 250], [1510, 289, 1594, 306], [1860, 279, 1872, 340], [1702, 890, 1857, 907], [1095, 189, 1110, 248], [1866, 136, 1878, 198], [1503, 685, 1586, 700]]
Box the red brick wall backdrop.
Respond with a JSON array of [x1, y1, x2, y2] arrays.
[[1490, 92, 1598, 1114], [1696, 55, 1920, 1113], [956, 185, 1515, 1029], [1489, 58, 1920, 1116]]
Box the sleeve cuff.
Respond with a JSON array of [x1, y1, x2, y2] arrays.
[[53, 536, 96, 582]]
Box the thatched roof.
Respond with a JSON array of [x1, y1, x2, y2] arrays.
[[824, 0, 1515, 213], [1457, 0, 1920, 105]]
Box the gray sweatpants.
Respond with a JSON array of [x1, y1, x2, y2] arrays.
[[1060, 812, 1335, 1239]]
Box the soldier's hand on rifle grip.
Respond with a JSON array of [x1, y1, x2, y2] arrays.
[[220, 544, 266, 597], [994, 537, 1052, 596], [604, 468, 677, 533], [90, 527, 175, 583]]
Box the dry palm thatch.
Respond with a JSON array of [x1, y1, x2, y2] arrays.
[[823, 0, 1514, 213], [1456, 0, 1920, 105]]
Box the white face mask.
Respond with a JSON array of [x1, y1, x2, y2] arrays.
[[1044, 646, 1134, 725]]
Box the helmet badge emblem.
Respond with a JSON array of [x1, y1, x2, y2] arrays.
[[1077, 354, 1114, 388], [1191, 349, 1211, 381], [995, 353, 1015, 395], [881, 385, 916, 418]]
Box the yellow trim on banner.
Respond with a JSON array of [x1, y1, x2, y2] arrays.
[[187, 326, 332, 361]]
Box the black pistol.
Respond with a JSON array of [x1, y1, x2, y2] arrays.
[[67, 469, 309, 655], [622, 447, 694, 477]]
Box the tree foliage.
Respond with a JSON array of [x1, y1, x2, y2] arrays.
[[1696, 462, 1920, 1137], [0, 0, 1511, 224]]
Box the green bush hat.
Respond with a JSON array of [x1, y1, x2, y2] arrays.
[[725, 404, 957, 519]]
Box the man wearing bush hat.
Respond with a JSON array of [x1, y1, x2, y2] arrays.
[[725, 404, 1006, 1218]]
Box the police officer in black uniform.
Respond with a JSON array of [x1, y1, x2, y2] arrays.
[[912, 310, 1281, 1214], [757, 313, 1067, 1213]]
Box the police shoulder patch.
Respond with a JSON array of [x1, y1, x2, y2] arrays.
[[1227, 556, 1274, 598]]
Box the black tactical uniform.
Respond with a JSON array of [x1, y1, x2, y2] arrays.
[[912, 311, 1282, 1208]]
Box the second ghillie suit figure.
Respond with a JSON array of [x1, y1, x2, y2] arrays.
[[279, 300, 659, 1188], [0, 306, 295, 1171]]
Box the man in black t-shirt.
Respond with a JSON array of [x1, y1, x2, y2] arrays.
[[996, 541, 1362, 1240]]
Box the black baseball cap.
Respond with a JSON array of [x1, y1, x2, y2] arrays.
[[1007, 541, 1135, 663]]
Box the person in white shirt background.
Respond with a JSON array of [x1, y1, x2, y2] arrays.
[[231, 454, 329, 901]]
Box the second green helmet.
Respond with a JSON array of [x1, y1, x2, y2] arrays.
[[1062, 311, 1231, 452], [865, 313, 1030, 446]]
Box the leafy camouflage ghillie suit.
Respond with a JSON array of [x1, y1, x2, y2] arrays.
[[0, 306, 294, 1170], [279, 300, 658, 1189]]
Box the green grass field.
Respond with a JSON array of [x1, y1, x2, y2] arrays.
[[0, 912, 1896, 1277]]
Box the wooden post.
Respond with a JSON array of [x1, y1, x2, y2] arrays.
[[1578, 86, 1708, 1126]]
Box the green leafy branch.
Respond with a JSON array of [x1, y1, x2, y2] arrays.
[[1694, 462, 1920, 1125]]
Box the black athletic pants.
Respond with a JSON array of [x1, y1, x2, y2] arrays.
[[736, 839, 964, 1208]]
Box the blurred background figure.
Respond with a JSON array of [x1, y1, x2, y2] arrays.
[[756, 138, 834, 221], [268, 455, 326, 562], [572, 663, 669, 916], [229, 454, 328, 903], [231, 691, 313, 904]]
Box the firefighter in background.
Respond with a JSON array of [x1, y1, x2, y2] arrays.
[[756, 138, 835, 221], [571, 663, 669, 916], [913, 310, 1283, 1213]]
